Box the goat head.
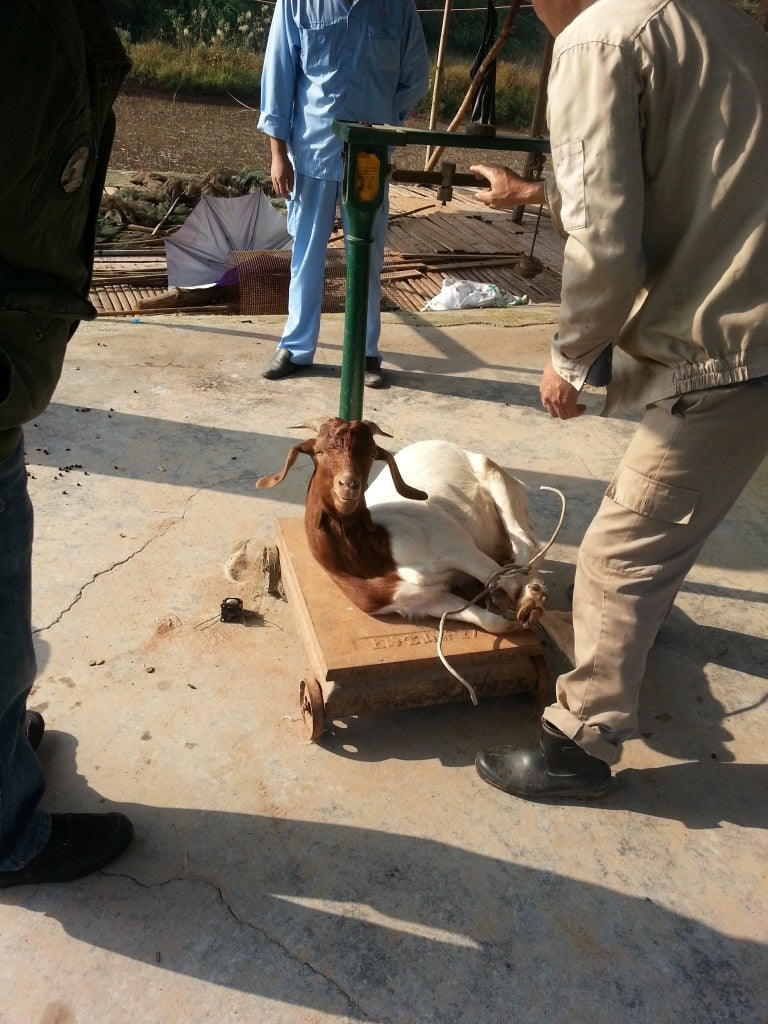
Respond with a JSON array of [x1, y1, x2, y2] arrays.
[[256, 419, 428, 506]]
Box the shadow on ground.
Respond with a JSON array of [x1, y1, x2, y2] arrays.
[[6, 730, 767, 1024]]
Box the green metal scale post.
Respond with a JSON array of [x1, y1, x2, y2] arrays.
[[333, 121, 551, 421]]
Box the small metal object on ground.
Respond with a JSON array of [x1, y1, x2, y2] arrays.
[[220, 597, 244, 623], [275, 517, 549, 741]]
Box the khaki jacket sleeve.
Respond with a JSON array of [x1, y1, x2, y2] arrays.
[[546, 38, 647, 389]]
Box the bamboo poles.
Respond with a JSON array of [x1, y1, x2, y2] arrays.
[[425, 0, 454, 168], [424, 0, 524, 173]]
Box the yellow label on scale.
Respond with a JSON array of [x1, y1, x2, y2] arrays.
[[353, 153, 380, 202]]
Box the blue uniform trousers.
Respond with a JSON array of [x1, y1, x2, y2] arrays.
[[278, 174, 388, 364]]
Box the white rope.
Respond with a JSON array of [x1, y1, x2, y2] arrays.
[[437, 612, 480, 704], [436, 485, 567, 703]]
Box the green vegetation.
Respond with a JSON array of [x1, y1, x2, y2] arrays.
[[418, 1, 546, 59], [107, 0, 763, 50], [419, 59, 541, 127], [125, 41, 541, 129], [115, 0, 272, 94], [120, 1, 544, 128], [737, 1, 765, 16], [106, 0, 271, 45], [105, 0, 545, 57], [114, 1, 763, 126], [127, 40, 263, 96]]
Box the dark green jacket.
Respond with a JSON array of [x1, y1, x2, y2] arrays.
[[0, 0, 130, 459]]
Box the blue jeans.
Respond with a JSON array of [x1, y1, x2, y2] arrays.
[[279, 173, 387, 364], [0, 434, 50, 870]]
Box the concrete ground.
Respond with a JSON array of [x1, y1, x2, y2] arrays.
[[1, 308, 766, 1024]]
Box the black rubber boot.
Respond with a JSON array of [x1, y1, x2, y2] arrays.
[[475, 720, 611, 800]]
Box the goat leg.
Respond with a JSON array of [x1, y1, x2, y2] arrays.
[[515, 579, 548, 625]]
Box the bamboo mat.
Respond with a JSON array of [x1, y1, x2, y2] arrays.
[[89, 184, 563, 316]]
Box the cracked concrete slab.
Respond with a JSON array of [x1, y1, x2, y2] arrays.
[[1, 309, 766, 1023]]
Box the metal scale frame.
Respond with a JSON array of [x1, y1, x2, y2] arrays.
[[277, 122, 552, 740]]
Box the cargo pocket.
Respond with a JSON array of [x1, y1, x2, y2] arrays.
[[605, 464, 699, 526], [299, 20, 344, 73]]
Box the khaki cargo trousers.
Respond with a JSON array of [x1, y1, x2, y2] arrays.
[[544, 377, 768, 765]]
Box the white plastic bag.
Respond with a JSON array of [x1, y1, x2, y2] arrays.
[[421, 277, 528, 311]]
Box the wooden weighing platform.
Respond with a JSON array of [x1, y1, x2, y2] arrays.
[[275, 518, 549, 740]]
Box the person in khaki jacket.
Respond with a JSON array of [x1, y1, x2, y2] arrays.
[[470, 0, 768, 799]]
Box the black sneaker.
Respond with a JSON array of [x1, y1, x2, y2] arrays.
[[364, 357, 386, 389], [0, 812, 134, 888], [24, 710, 45, 751]]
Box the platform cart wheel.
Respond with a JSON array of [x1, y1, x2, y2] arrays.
[[262, 544, 283, 597], [300, 677, 326, 740]]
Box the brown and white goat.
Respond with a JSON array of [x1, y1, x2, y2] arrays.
[[256, 418, 547, 634]]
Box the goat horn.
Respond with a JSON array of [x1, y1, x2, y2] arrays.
[[255, 438, 316, 490], [290, 418, 393, 439], [289, 420, 324, 433], [363, 420, 393, 439], [375, 446, 428, 501]]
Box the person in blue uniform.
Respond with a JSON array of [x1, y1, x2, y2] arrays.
[[258, 0, 430, 388]]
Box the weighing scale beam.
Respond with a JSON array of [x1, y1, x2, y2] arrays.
[[333, 121, 551, 422]]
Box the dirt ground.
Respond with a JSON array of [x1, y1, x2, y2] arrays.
[[111, 87, 545, 178]]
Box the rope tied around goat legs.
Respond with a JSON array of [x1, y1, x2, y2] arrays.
[[436, 485, 567, 704]]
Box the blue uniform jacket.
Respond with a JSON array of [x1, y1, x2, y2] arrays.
[[258, 0, 430, 181]]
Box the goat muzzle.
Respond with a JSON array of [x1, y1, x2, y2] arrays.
[[333, 482, 364, 516]]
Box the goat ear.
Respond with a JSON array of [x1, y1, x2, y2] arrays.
[[375, 446, 428, 501], [363, 420, 393, 439], [255, 439, 317, 490]]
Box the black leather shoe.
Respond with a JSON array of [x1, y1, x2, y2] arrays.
[[0, 812, 134, 888], [24, 710, 45, 751], [475, 720, 611, 800], [262, 349, 301, 380], [364, 356, 386, 389]]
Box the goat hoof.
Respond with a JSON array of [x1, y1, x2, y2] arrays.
[[522, 605, 544, 627], [261, 545, 283, 597], [517, 598, 545, 625], [516, 579, 548, 625]]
